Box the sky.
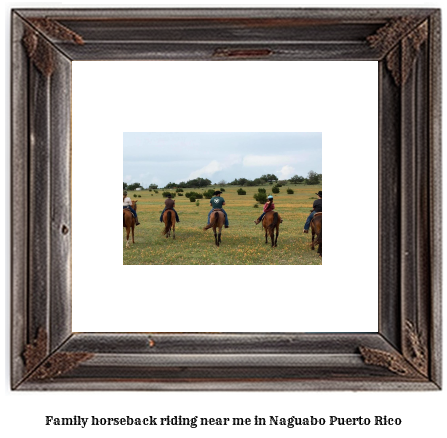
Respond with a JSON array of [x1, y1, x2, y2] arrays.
[[123, 132, 321, 188]]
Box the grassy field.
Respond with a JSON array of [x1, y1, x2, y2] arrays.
[[123, 184, 322, 265]]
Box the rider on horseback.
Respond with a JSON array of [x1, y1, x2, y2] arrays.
[[208, 190, 229, 228], [254, 195, 274, 224], [303, 190, 322, 233], [160, 193, 180, 223], [123, 191, 140, 225], [254, 195, 283, 225]]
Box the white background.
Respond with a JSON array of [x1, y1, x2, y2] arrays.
[[2, 1, 445, 438], [72, 61, 378, 332]]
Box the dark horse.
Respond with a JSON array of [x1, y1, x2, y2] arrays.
[[310, 213, 322, 256], [203, 210, 225, 246], [123, 200, 137, 248], [162, 209, 175, 239], [262, 211, 281, 247]]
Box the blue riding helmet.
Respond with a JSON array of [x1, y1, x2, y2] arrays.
[[268, 195, 273, 199]]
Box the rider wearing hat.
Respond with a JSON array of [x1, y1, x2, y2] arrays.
[[303, 190, 322, 233], [254, 195, 276, 225], [208, 190, 229, 228], [160, 193, 180, 223], [123, 190, 140, 225]]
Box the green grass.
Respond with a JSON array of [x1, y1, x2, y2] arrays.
[[123, 184, 322, 265]]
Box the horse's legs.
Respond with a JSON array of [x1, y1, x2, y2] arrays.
[[214, 232, 218, 246], [126, 226, 130, 248], [218, 226, 222, 246], [173, 224, 175, 239], [132, 224, 135, 244], [264, 228, 268, 244], [275, 226, 279, 247]]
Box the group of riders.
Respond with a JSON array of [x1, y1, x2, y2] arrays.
[[123, 189, 322, 232]]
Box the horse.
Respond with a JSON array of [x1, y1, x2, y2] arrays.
[[262, 211, 281, 247], [123, 200, 137, 248], [162, 209, 175, 239], [203, 209, 225, 246], [310, 213, 322, 256]]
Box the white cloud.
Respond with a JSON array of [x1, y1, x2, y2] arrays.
[[243, 155, 294, 167], [187, 155, 242, 180], [278, 165, 295, 180]]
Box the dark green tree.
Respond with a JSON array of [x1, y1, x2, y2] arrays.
[[164, 182, 177, 189], [261, 174, 278, 182], [307, 170, 321, 185], [254, 192, 267, 204], [187, 177, 211, 188], [253, 178, 267, 185], [127, 182, 142, 191], [289, 175, 305, 184]]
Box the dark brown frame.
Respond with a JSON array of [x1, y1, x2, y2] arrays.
[[11, 8, 441, 390]]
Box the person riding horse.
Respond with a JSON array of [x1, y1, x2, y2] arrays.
[[208, 190, 229, 228], [160, 193, 180, 223], [303, 190, 322, 233], [254, 195, 283, 225], [123, 190, 140, 225]]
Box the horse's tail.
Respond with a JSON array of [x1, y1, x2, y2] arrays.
[[316, 228, 322, 245], [317, 229, 322, 254], [203, 211, 219, 231], [213, 212, 219, 231], [269, 212, 279, 230], [162, 210, 172, 235]]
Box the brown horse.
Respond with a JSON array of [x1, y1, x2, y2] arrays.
[[123, 200, 137, 248], [310, 213, 322, 256], [162, 209, 175, 239], [203, 209, 225, 246], [262, 211, 281, 247]]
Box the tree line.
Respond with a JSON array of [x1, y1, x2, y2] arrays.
[[124, 171, 321, 191]]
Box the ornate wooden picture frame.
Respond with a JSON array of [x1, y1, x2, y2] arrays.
[[11, 8, 441, 390]]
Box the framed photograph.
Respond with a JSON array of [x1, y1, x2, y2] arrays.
[[120, 131, 323, 263], [11, 8, 441, 390]]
